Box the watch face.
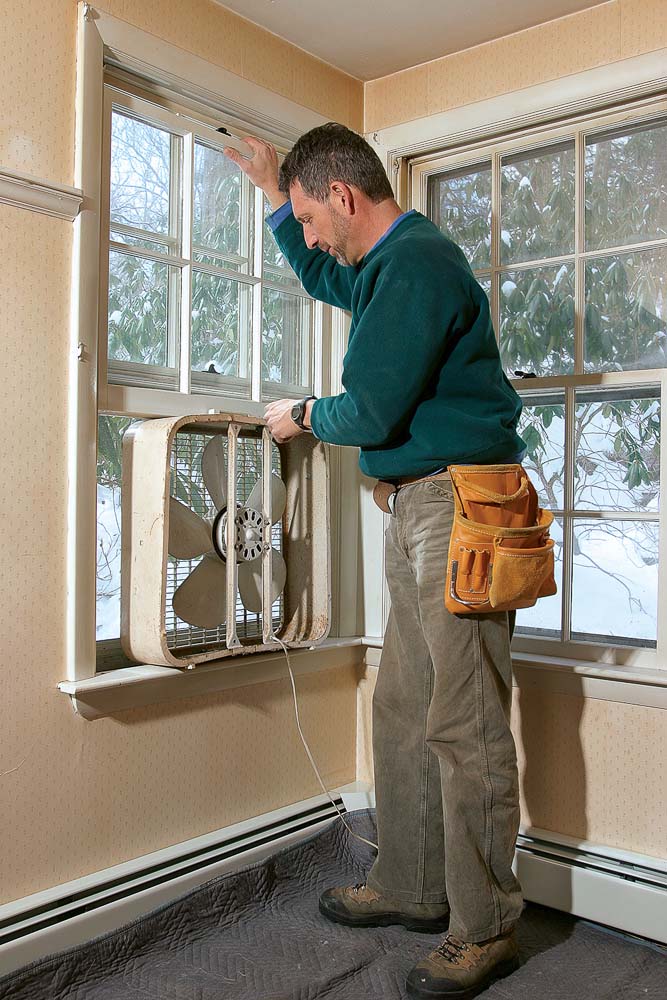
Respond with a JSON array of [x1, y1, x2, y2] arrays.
[[291, 402, 302, 423]]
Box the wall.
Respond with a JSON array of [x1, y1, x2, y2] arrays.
[[0, 0, 362, 906], [364, 0, 667, 132], [2, 0, 666, 908]]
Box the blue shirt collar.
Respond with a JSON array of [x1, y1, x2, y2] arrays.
[[365, 209, 417, 257]]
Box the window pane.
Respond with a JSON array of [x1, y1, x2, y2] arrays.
[[191, 272, 250, 378], [518, 395, 565, 509], [427, 163, 492, 269], [193, 142, 243, 257], [264, 209, 300, 286], [515, 517, 563, 636], [500, 263, 574, 376], [262, 289, 311, 386], [476, 275, 491, 301], [584, 247, 667, 372], [571, 520, 658, 645], [585, 119, 667, 251], [110, 111, 173, 234], [108, 251, 177, 367], [575, 389, 660, 512], [97, 415, 137, 640], [501, 142, 575, 264]]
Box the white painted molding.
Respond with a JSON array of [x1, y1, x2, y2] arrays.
[[92, 6, 329, 143], [361, 641, 667, 710], [67, 4, 332, 685], [0, 169, 82, 221], [58, 638, 364, 719], [369, 48, 667, 158]]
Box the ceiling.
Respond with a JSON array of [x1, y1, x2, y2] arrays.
[[215, 0, 606, 80]]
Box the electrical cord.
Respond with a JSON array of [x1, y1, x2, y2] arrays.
[[273, 635, 379, 852]]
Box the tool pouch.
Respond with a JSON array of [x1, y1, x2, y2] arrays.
[[445, 464, 557, 614]]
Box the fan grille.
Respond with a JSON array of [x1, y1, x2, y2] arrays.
[[165, 429, 283, 652]]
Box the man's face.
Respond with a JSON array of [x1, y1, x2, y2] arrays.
[[290, 180, 353, 266]]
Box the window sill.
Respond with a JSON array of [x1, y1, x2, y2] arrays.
[[360, 637, 667, 709], [58, 638, 364, 720], [60, 636, 667, 719]]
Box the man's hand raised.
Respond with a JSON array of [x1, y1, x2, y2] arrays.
[[223, 137, 288, 212]]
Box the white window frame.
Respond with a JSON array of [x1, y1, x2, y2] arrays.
[[368, 48, 667, 676], [410, 98, 667, 671], [66, 6, 344, 685]]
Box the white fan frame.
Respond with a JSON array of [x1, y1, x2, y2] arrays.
[[120, 412, 330, 668]]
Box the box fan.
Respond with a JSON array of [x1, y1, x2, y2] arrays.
[[120, 413, 330, 668]]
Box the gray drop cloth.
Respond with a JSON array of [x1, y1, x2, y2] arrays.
[[1, 810, 666, 999]]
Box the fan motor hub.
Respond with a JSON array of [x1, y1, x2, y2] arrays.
[[212, 505, 266, 563]]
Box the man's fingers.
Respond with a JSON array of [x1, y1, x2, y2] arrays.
[[223, 146, 242, 163]]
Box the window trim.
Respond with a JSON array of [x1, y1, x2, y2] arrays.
[[67, 6, 336, 683], [368, 53, 667, 673]]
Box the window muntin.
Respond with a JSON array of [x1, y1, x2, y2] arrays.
[[420, 105, 666, 656]]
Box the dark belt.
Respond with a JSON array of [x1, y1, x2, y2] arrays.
[[373, 469, 451, 513], [393, 469, 451, 486]]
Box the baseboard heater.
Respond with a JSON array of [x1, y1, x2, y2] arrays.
[[0, 793, 345, 977], [516, 827, 667, 945]]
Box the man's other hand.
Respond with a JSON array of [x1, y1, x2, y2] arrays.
[[224, 137, 287, 212], [265, 399, 303, 443]]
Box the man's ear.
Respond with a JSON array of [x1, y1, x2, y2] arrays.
[[329, 181, 356, 216]]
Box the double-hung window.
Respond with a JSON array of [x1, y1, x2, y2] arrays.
[[96, 81, 320, 669], [413, 97, 667, 665]]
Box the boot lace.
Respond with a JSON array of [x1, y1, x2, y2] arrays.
[[436, 934, 470, 965], [351, 883, 367, 894]]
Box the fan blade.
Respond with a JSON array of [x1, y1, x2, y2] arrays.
[[202, 436, 227, 511], [238, 549, 287, 613], [168, 497, 213, 559], [172, 552, 227, 628], [247, 473, 287, 525]]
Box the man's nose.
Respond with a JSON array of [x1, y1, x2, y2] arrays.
[[305, 231, 319, 250]]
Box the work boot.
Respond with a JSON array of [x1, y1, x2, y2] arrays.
[[406, 930, 520, 999], [319, 883, 449, 932]]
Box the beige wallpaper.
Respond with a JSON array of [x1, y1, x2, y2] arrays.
[[0, 0, 362, 908], [365, 0, 667, 132], [0, 210, 356, 903], [0, 0, 363, 188], [513, 687, 667, 855]]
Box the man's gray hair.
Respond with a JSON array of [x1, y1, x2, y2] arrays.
[[279, 122, 394, 203]]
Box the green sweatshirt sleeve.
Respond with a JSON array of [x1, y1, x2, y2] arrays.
[[310, 256, 473, 449], [272, 209, 357, 312]]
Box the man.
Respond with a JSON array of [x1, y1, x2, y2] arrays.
[[225, 123, 524, 1000]]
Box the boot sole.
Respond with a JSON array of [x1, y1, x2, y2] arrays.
[[318, 899, 449, 934], [405, 955, 521, 999]]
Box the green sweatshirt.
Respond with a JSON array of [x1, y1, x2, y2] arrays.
[[271, 208, 525, 480]]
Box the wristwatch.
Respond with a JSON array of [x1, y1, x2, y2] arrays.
[[290, 395, 316, 431]]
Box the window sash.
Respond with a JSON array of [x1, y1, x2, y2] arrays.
[[411, 97, 667, 667], [100, 85, 316, 403]]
